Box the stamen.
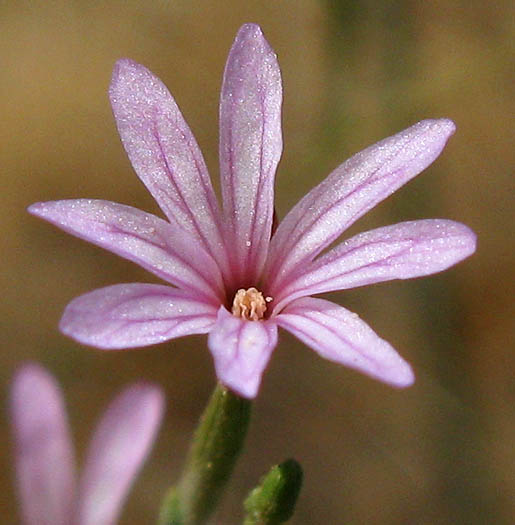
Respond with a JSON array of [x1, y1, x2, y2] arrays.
[[231, 287, 270, 321]]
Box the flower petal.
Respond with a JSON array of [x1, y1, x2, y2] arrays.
[[10, 364, 76, 525], [60, 283, 218, 349], [76, 384, 164, 525], [266, 119, 456, 292], [276, 298, 414, 387], [208, 307, 278, 398], [219, 23, 283, 285], [273, 219, 477, 309], [109, 59, 228, 272], [28, 199, 224, 303]]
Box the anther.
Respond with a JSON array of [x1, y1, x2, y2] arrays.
[[231, 287, 270, 321]]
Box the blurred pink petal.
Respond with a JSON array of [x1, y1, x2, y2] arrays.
[[208, 307, 278, 398], [10, 365, 164, 524], [276, 298, 414, 387], [219, 24, 283, 285], [76, 384, 164, 525], [10, 364, 76, 525], [30, 23, 476, 398], [60, 284, 218, 349]]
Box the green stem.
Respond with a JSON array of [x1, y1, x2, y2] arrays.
[[159, 383, 252, 525]]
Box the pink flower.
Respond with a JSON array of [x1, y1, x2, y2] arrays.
[[29, 24, 476, 398], [10, 363, 164, 525]]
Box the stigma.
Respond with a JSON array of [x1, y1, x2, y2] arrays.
[[231, 287, 272, 321]]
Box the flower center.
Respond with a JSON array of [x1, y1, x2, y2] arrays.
[[231, 287, 272, 321]]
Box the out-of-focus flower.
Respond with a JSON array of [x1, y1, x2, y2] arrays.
[[10, 363, 164, 525], [29, 24, 476, 398]]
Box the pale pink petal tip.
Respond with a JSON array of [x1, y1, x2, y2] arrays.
[[417, 118, 456, 142], [463, 224, 477, 254], [384, 358, 415, 388], [237, 23, 265, 39], [110, 58, 144, 87], [110, 58, 156, 101], [415, 118, 456, 158], [433, 117, 456, 136], [27, 201, 47, 217]]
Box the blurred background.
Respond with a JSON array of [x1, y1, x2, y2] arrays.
[[1, 1, 513, 523]]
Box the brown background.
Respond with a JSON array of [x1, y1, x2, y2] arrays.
[[1, 1, 513, 523]]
